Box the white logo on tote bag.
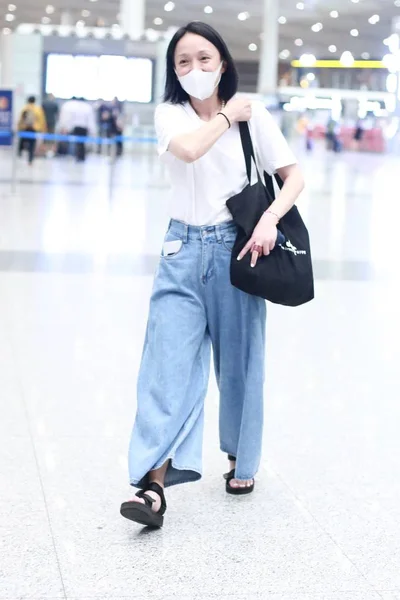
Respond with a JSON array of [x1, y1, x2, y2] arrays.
[[279, 240, 307, 256]]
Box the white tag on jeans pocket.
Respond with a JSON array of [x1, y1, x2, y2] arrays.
[[163, 240, 182, 256]]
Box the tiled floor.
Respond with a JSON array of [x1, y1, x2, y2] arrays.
[[1, 144, 400, 600]]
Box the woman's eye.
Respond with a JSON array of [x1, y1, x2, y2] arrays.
[[201, 57, 210, 61]]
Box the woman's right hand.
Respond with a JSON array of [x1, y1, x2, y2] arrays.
[[224, 97, 252, 123]]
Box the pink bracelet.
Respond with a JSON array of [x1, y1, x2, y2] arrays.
[[265, 210, 280, 222]]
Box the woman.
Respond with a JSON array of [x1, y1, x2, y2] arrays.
[[120, 22, 304, 528]]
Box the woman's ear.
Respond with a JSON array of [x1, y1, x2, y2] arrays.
[[221, 60, 227, 74]]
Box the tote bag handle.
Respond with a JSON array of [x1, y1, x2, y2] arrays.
[[239, 121, 257, 184], [239, 121, 284, 193]]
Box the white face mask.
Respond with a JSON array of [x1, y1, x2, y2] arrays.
[[177, 62, 223, 101]]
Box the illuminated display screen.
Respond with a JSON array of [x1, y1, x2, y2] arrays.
[[45, 54, 153, 103]]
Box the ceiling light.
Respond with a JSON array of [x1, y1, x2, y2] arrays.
[[58, 25, 71, 36], [45, 4, 54, 14], [296, 2, 304, 9], [395, 0, 400, 7], [89, 0, 98, 2], [299, 53, 316, 66], [361, 52, 370, 59], [8, 4, 16, 11], [329, 45, 337, 53], [387, 34, 400, 52], [248, 43, 258, 51], [82, 9, 90, 17], [146, 28, 160, 42], [278, 16, 287, 24], [350, 29, 359, 37], [153, 17, 163, 25], [5, 13, 15, 21], [40, 24, 52, 36], [330, 10, 339, 18], [340, 51, 354, 67], [110, 25, 123, 39], [311, 22, 323, 32], [306, 73, 316, 81], [382, 53, 399, 73], [17, 23, 34, 33], [204, 6, 213, 14], [93, 27, 107, 39], [3, 27, 11, 34], [279, 49, 291, 59], [41, 16, 51, 24], [387, 73, 397, 93], [238, 12, 250, 21], [76, 20, 85, 27], [368, 14, 380, 24], [294, 38, 303, 46], [75, 26, 87, 38], [351, 0, 359, 3], [164, 2, 175, 11]]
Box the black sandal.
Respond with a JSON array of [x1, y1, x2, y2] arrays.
[[120, 482, 167, 528], [224, 454, 255, 495]]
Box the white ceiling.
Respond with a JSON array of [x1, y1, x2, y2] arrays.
[[1, 0, 399, 61]]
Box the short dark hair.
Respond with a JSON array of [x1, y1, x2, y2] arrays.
[[27, 96, 36, 104], [164, 22, 238, 105]]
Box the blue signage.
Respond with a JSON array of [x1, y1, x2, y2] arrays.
[[0, 89, 13, 146]]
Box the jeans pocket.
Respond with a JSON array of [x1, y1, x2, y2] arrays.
[[221, 234, 236, 253], [161, 233, 184, 259]]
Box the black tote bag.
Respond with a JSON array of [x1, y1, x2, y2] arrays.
[[226, 122, 314, 307]]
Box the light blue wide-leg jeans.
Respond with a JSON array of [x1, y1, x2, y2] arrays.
[[128, 219, 266, 488]]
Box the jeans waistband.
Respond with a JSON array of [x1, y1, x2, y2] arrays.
[[168, 219, 237, 242]]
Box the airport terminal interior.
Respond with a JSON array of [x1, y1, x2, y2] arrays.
[[1, 1, 400, 599]]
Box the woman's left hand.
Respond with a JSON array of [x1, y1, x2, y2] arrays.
[[237, 212, 279, 268]]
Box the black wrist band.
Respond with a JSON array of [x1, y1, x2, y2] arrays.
[[217, 112, 231, 129]]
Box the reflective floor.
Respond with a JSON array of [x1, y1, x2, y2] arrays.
[[1, 144, 400, 600]]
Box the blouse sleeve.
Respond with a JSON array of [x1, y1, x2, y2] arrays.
[[249, 101, 297, 175], [154, 103, 189, 157]]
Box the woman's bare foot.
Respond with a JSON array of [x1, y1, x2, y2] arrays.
[[128, 461, 169, 514], [120, 479, 166, 527], [228, 458, 254, 489], [130, 489, 162, 512]]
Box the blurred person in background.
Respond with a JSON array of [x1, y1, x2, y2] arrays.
[[17, 96, 47, 165], [353, 118, 365, 151], [97, 98, 123, 156], [120, 21, 304, 528], [97, 100, 113, 153], [305, 114, 314, 152], [326, 117, 341, 153], [42, 93, 59, 156], [306, 123, 314, 152], [326, 117, 335, 150], [58, 96, 96, 162], [296, 112, 313, 152], [111, 96, 124, 157]]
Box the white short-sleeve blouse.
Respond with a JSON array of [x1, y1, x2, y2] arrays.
[[154, 100, 297, 226]]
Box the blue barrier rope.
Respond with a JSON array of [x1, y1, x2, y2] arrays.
[[117, 135, 157, 143], [0, 131, 157, 144], [17, 131, 115, 144]]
